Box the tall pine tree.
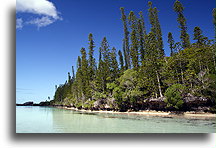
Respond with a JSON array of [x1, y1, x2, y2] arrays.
[[145, 32, 163, 97], [96, 37, 111, 92], [212, 8, 216, 71], [118, 50, 124, 71], [148, 1, 164, 57], [173, 0, 190, 48], [120, 7, 131, 69], [72, 66, 75, 81], [128, 11, 139, 69], [193, 26, 206, 45], [168, 32, 175, 56], [110, 47, 119, 81], [88, 33, 96, 81], [213, 8, 216, 43], [80, 48, 90, 100], [138, 11, 147, 63]]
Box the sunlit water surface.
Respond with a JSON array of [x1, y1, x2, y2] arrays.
[[16, 106, 216, 133]]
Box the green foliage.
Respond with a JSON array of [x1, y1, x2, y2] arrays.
[[120, 7, 131, 69], [118, 69, 138, 89], [173, 0, 190, 48], [165, 84, 186, 110], [193, 26, 208, 46], [107, 82, 117, 91], [118, 50, 124, 71], [148, 1, 164, 57], [88, 33, 96, 81], [80, 47, 91, 99], [110, 47, 119, 81], [116, 69, 143, 109], [93, 91, 107, 100], [213, 8, 216, 42], [53, 3, 215, 112], [130, 29, 139, 69], [138, 11, 147, 63], [83, 100, 95, 109], [72, 66, 75, 81], [95, 38, 115, 93], [168, 32, 175, 56]]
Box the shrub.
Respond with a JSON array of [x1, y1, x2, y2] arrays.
[[164, 84, 186, 110]]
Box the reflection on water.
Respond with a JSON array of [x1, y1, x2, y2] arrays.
[[16, 106, 216, 133]]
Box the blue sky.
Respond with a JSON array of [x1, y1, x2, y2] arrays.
[[16, 0, 215, 103]]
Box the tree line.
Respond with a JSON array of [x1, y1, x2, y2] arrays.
[[52, 1, 216, 112]]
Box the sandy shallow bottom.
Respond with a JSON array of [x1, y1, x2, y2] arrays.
[[16, 106, 216, 133], [60, 107, 216, 119]]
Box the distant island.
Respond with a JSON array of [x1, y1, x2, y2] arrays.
[[21, 1, 216, 114], [16, 101, 51, 106]]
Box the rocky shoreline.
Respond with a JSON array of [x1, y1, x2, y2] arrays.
[[57, 106, 216, 119], [16, 93, 216, 119], [16, 101, 216, 119]]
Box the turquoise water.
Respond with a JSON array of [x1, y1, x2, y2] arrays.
[[16, 106, 216, 133]]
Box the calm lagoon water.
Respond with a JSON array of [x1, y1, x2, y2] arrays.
[[16, 106, 216, 133]]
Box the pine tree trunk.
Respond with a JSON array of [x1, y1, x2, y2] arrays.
[[156, 71, 163, 97], [155, 92, 158, 98]]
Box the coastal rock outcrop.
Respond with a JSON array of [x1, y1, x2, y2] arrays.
[[183, 93, 210, 111], [147, 97, 167, 111]]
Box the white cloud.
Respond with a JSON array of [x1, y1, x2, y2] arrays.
[[27, 16, 55, 28], [16, 0, 61, 29], [16, 18, 23, 29]]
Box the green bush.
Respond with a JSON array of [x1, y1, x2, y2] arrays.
[[164, 84, 186, 110]]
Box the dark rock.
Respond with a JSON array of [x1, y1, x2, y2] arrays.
[[16, 104, 23, 106], [39, 101, 50, 106], [169, 111, 184, 115], [23, 101, 34, 106], [209, 106, 216, 113], [147, 97, 167, 111], [183, 93, 209, 111], [93, 99, 106, 110]]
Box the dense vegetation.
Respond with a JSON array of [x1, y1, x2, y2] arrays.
[[52, 1, 216, 112]]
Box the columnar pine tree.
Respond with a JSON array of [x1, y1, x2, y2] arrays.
[[120, 7, 131, 69], [138, 11, 147, 36], [110, 47, 119, 81], [148, 1, 156, 33], [147, 1, 164, 97], [153, 7, 164, 57], [212, 8, 216, 71], [145, 32, 163, 98], [193, 26, 206, 45], [118, 50, 124, 71], [96, 48, 104, 92], [213, 8, 216, 43], [173, 0, 190, 48], [138, 11, 146, 63], [128, 11, 139, 69], [80, 48, 90, 100], [68, 72, 71, 83], [52, 2, 216, 112], [77, 56, 81, 69], [72, 66, 75, 81], [100, 37, 111, 67], [75, 56, 82, 98], [88, 33, 96, 81], [168, 32, 175, 56], [148, 1, 164, 57], [96, 37, 111, 92]]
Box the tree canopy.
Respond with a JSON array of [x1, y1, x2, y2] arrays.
[[52, 1, 216, 112]]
